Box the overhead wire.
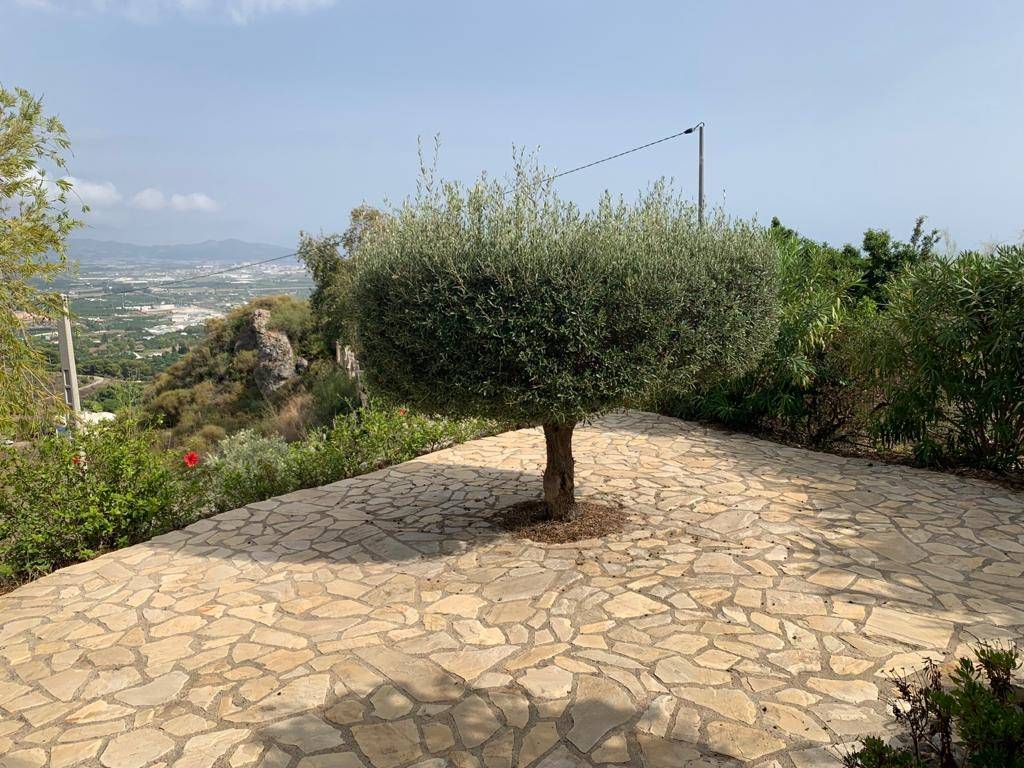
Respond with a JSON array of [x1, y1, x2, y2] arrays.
[[69, 127, 694, 299]]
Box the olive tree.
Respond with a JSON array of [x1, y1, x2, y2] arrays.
[[353, 169, 779, 520]]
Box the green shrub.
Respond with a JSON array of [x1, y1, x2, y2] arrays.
[[0, 419, 205, 584], [353, 165, 779, 519], [183, 424, 228, 456], [298, 206, 385, 356], [82, 380, 144, 414], [308, 361, 358, 427], [874, 245, 1024, 470], [859, 216, 941, 305], [843, 644, 1023, 768], [205, 406, 494, 512], [204, 429, 294, 512], [668, 222, 879, 446]]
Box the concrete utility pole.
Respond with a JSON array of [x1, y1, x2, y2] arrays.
[[684, 121, 705, 225], [56, 294, 81, 417]]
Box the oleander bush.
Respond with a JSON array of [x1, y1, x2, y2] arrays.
[[666, 220, 879, 447], [0, 418, 205, 584], [874, 245, 1024, 470], [844, 644, 1023, 768], [666, 220, 1024, 473]]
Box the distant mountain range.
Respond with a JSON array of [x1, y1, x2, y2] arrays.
[[68, 238, 296, 266]]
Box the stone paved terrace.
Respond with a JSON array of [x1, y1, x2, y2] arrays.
[[2, 411, 1023, 768]]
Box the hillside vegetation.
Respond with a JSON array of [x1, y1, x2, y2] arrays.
[[143, 295, 353, 451]]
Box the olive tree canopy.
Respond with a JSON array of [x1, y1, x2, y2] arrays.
[[353, 168, 779, 520]]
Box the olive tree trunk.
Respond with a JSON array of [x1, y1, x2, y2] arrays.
[[542, 422, 576, 522]]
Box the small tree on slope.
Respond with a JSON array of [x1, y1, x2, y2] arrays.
[[353, 167, 780, 521]]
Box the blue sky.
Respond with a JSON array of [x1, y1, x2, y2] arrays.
[[3, 0, 1021, 250]]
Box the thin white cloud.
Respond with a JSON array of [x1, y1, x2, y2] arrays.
[[170, 192, 219, 212], [65, 176, 123, 208], [13, 0, 335, 24], [225, 0, 333, 25], [128, 187, 220, 213], [129, 187, 167, 210], [19, 170, 220, 214]]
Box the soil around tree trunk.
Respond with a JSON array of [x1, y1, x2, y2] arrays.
[[496, 499, 627, 544], [542, 422, 576, 521]]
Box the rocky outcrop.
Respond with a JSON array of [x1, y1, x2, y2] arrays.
[[235, 308, 297, 396]]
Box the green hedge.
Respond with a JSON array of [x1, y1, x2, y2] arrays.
[[205, 407, 494, 512], [875, 245, 1024, 470], [667, 224, 1024, 472], [0, 419, 204, 583], [0, 408, 495, 587]]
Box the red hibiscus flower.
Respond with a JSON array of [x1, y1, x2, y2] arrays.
[[71, 454, 81, 466], [397, 407, 408, 416], [183, 451, 200, 468]]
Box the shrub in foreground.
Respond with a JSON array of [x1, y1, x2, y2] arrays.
[[875, 245, 1024, 470], [0, 419, 204, 584], [354, 167, 779, 520], [844, 644, 1023, 768]]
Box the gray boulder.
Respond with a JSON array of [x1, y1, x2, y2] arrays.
[[237, 308, 297, 396]]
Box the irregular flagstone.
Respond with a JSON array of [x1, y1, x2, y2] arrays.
[[52, 740, 102, 768], [653, 657, 732, 686], [762, 702, 830, 743], [705, 721, 785, 761], [370, 685, 414, 720], [115, 671, 189, 706], [864, 607, 955, 649], [591, 733, 630, 763], [433, 647, 516, 683], [451, 694, 501, 747], [636, 694, 676, 737], [426, 595, 486, 618], [566, 675, 633, 752], [100, 728, 174, 768], [352, 719, 422, 768], [355, 648, 463, 701], [1, 750, 47, 768], [174, 728, 251, 768], [481, 569, 558, 602], [227, 674, 330, 723], [38, 668, 91, 702], [519, 721, 560, 766], [0, 411, 1020, 768], [602, 591, 669, 619], [263, 715, 344, 752], [674, 686, 757, 725], [490, 689, 530, 728], [637, 733, 702, 767], [807, 677, 879, 704], [519, 666, 574, 699]]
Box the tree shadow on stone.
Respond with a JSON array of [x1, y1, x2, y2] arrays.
[[231, 668, 750, 768], [143, 462, 547, 570]]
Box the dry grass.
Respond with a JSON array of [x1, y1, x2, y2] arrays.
[[266, 392, 314, 442]]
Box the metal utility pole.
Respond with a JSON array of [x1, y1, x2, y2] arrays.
[[684, 121, 705, 225], [56, 294, 81, 418]]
